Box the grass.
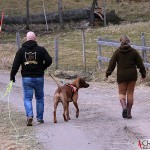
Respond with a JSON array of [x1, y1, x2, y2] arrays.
[[0, 0, 149, 22], [0, 0, 150, 81], [107, 1, 150, 22], [0, 100, 44, 150], [0, 1, 150, 147], [0, 0, 91, 16], [0, 21, 150, 81]]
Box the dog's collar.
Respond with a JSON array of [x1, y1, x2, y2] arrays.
[[65, 84, 78, 93]]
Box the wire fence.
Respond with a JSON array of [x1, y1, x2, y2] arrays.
[[1, 30, 150, 73], [0, 30, 99, 73]]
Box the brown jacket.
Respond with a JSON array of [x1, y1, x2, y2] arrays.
[[106, 45, 146, 83]]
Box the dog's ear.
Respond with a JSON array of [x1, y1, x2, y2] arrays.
[[79, 78, 89, 88], [79, 78, 85, 85]]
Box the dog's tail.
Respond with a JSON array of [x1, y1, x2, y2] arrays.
[[49, 73, 61, 93]]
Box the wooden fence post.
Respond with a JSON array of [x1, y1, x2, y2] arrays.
[[141, 32, 147, 63], [16, 32, 20, 50], [89, 0, 97, 26], [54, 38, 59, 69], [97, 36, 150, 70], [82, 29, 86, 71], [26, 0, 30, 30], [42, 0, 49, 32], [102, 0, 107, 27], [98, 36, 102, 70]]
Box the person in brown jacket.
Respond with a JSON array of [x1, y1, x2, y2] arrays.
[[106, 35, 146, 119]]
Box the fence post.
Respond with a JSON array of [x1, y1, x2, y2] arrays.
[[58, 0, 64, 30], [42, 0, 49, 32], [98, 36, 102, 70], [102, 0, 107, 27], [16, 32, 20, 50], [89, 0, 97, 26], [26, 0, 30, 30], [54, 38, 59, 69], [141, 33, 147, 63], [82, 28, 86, 71]]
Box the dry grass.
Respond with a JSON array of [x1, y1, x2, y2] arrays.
[[0, 1, 150, 146], [107, 1, 150, 22], [0, 17, 150, 82], [0, 0, 91, 16], [0, 0, 149, 22], [0, 100, 44, 150], [0, 21, 150, 74]]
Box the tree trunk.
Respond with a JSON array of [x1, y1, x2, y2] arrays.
[[102, 0, 107, 26], [89, 0, 98, 26], [4, 9, 122, 25], [26, 0, 30, 30], [58, 0, 64, 29]]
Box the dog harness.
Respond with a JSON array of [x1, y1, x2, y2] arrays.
[[65, 84, 78, 101], [66, 84, 78, 93]]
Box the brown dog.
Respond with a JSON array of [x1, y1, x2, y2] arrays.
[[53, 77, 89, 123]]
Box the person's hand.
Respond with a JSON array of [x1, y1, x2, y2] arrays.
[[106, 72, 111, 78], [141, 77, 146, 83], [10, 76, 15, 82], [104, 73, 109, 81], [104, 77, 108, 81], [104, 78, 108, 81]]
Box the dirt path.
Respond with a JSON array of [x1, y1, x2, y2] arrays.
[[0, 72, 150, 150]]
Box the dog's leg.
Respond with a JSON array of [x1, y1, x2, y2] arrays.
[[54, 101, 58, 123], [66, 102, 71, 120], [54, 101, 59, 123], [54, 94, 59, 123], [63, 102, 68, 122], [72, 93, 79, 118], [73, 101, 79, 118], [61, 93, 68, 122]]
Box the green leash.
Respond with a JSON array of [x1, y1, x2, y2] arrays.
[[4, 81, 13, 96], [1, 81, 20, 142]]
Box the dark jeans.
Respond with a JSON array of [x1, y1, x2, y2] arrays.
[[22, 77, 44, 120]]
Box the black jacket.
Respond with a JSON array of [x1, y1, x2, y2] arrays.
[[106, 45, 146, 83], [10, 40, 52, 80]]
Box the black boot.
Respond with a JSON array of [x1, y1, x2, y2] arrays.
[[127, 103, 133, 119], [120, 98, 127, 118]]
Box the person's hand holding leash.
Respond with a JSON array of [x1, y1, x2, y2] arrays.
[[141, 77, 146, 83], [104, 73, 109, 81], [104, 77, 108, 81], [10, 76, 15, 82], [141, 73, 146, 83]]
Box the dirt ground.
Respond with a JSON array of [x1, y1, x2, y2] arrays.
[[0, 71, 150, 150]]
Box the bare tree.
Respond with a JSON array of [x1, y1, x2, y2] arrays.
[[26, 0, 30, 30], [89, 0, 98, 26], [58, 0, 64, 30], [102, 0, 107, 26]]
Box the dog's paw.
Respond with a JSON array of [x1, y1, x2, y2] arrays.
[[54, 120, 57, 123], [76, 114, 79, 118], [64, 117, 68, 122], [67, 116, 71, 120]]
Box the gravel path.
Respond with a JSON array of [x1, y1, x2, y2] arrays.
[[0, 71, 150, 150]]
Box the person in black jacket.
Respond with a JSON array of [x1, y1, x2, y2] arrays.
[[10, 31, 52, 126], [106, 35, 146, 119]]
